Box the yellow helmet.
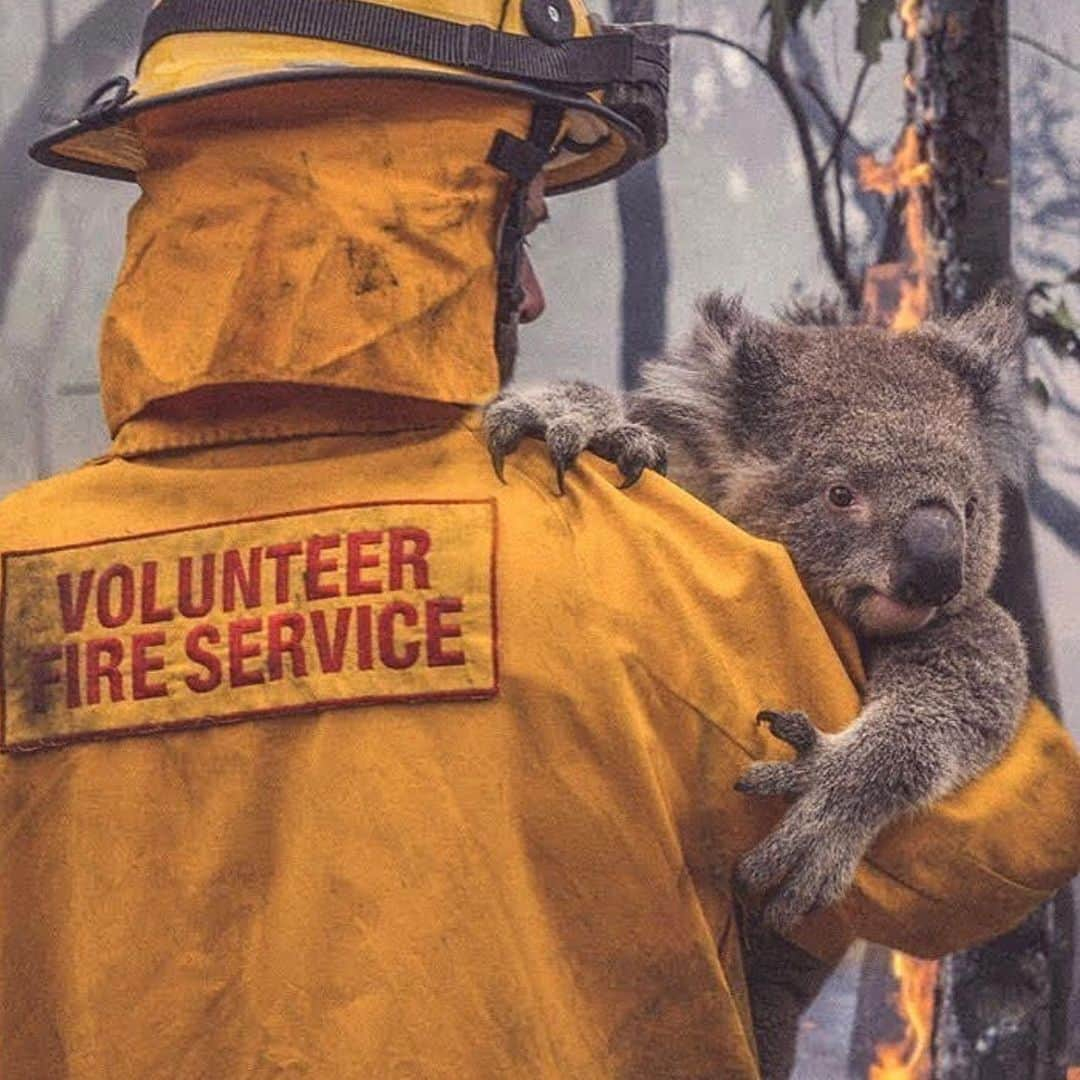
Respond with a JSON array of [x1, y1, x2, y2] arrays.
[[29, 0, 670, 196]]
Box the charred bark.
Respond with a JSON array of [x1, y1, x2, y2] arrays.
[[913, 2, 1071, 1077]]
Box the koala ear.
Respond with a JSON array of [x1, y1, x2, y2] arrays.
[[727, 314, 789, 451], [922, 295, 1031, 483], [642, 291, 787, 457], [690, 289, 787, 441], [695, 290, 746, 339]]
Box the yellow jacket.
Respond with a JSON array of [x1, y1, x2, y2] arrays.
[[3, 89, 1079, 1079]]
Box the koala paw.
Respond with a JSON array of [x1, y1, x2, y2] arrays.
[[483, 383, 667, 494], [757, 709, 820, 753], [733, 711, 823, 798], [484, 392, 544, 485], [735, 805, 864, 933], [592, 423, 668, 489]]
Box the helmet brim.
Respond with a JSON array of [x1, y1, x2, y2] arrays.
[[30, 64, 646, 195]]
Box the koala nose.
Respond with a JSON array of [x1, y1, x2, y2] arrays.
[[895, 504, 964, 607]]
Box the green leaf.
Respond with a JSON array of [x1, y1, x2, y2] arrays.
[[1051, 299, 1079, 332], [856, 0, 895, 63]]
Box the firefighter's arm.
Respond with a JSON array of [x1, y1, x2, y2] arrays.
[[564, 461, 1080, 962]]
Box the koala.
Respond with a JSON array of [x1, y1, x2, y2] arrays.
[[487, 292, 1029, 922], [484, 292, 1030, 1075]]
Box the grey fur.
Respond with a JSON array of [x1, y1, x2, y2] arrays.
[[485, 291, 1029, 924]]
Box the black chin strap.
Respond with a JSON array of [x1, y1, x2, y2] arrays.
[[486, 104, 565, 382]]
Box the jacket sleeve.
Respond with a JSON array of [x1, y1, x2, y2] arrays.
[[559, 457, 1080, 962]]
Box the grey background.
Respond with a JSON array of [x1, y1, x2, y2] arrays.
[[2, 1, 1077, 1076]]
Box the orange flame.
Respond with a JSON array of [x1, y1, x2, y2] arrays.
[[869, 953, 939, 1080], [858, 125, 934, 332], [899, 0, 922, 42]]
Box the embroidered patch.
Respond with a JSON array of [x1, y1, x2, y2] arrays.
[[1, 499, 498, 752]]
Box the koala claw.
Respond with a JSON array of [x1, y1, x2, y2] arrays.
[[547, 418, 591, 496], [600, 424, 668, 489], [484, 394, 536, 483], [490, 448, 508, 485], [757, 709, 821, 755], [618, 461, 645, 490]]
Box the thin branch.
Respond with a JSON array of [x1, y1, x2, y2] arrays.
[[762, 24, 861, 307], [671, 28, 773, 80], [673, 24, 861, 308], [834, 154, 848, 267], [820, 58, 872, 177], [43, 0, 57, 47], [1010, 31, 1080, 76]]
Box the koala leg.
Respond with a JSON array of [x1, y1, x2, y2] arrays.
[[483, 382, 666, 492]]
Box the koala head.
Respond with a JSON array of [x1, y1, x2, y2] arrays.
[[637, 292, 1030, 638]]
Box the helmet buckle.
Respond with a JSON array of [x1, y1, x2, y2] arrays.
[[464, 23, 496, 72], [77, 76, 134, 130]]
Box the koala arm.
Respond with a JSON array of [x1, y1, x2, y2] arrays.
[[786, 694, 1079, 960], [736, 598, 1029, 933]]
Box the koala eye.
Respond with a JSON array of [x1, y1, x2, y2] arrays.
[[965, 496, 978, 522], [827, 485, 856, 508]]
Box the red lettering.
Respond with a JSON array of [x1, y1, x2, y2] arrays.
[[228, 617, 264, 688], [140, 562, 174, 624], [223, 547, 263, 612], [388, 528, 431, 590], [185, 624, 222, 693], [86, 638, 124, 705], [132, 631, 168, 700], [425, 597, 466, 667], [346, 531, 383, 595], [266, 542, 302, 604], [311, 608, 351, 673], [178, 554, 215, 618], [29, 646, 62, 713], [57, 570, 94, 633], [356, 605, 373, 670], [305, 535, 341, 602], [64, 642, 81, 709], [267, 612, 308, 681], [97, 564, 135, 629], [378, 602, 420, 670]]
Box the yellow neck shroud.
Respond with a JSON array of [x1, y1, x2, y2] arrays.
[[101, 82, 531, 435]]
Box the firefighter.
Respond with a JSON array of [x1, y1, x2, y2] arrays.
[[2, 2, 1077, 1077]]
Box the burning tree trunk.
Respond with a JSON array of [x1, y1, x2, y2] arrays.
[[852, 2, 1072, 1077], [910, 1, 1071, 1076]]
